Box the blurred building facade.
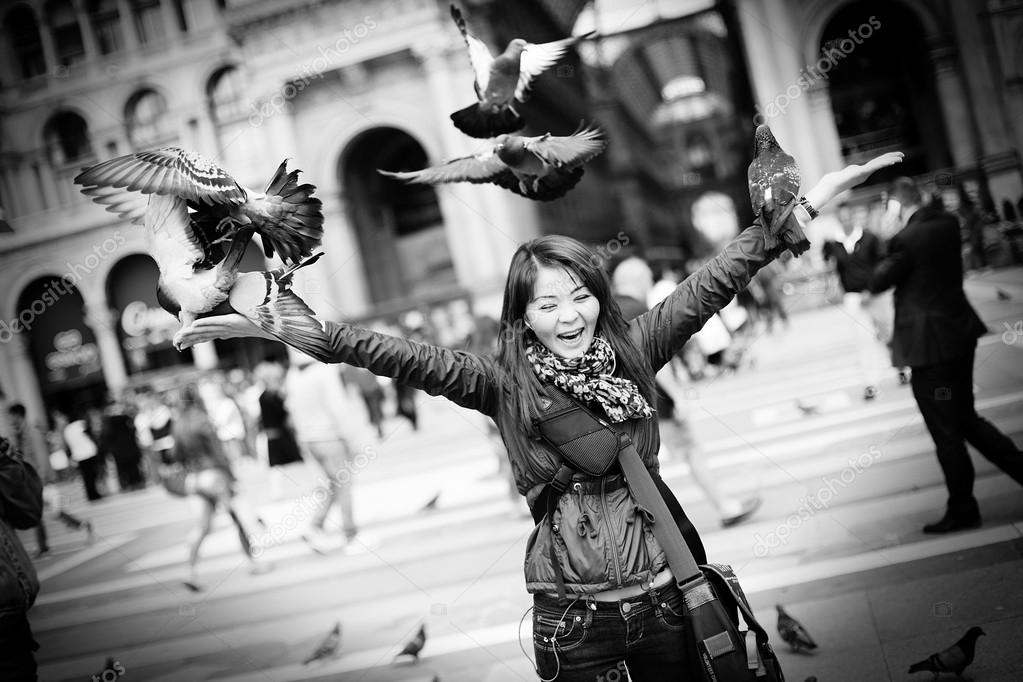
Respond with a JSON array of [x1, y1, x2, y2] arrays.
[[0, 0, 1021, 422]]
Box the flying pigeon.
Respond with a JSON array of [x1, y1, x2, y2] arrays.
[[303, 621, 342, 665], [748, 125, 810, 256], [776, 605, 817, 653], [393, 624, 427, 662], [75, 148, 333, 360], [449, 5, 592, 138], [908, 626, 985, 679], [379, 125, 606, 202]]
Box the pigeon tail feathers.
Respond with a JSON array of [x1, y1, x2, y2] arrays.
[[255, 162, 324, 264], [450, 102, 523, 139]]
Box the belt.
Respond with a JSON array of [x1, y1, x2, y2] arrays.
[[548, 568, 675, 603]]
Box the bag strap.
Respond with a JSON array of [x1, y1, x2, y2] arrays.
[[614, 431, 702, 584]]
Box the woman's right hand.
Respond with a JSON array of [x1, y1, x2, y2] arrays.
[[173, 313, 273, 350]]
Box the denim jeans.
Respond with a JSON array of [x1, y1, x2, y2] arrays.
[[532, 581, 690, 681]]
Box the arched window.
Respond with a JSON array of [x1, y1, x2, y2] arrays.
[[132, 0, 164, 45], [4, 6, 47, 79], [207, 66, 246, 123], [88, 0, 122, 55], [48, 0, 85, 66], [43, 111, 93, 166], [126, 89, 172, 148]]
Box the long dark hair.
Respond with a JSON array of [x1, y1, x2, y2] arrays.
[[496, 235, 655, 459]]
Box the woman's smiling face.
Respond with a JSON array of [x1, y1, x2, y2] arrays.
[[525, 264, 600, 359]]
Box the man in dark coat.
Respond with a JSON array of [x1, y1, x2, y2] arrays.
[[868, 177, 1023, 533]]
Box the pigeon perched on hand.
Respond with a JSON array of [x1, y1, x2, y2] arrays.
[[393, 624, 426, 662], [908, 626, 984, 679], [303, 621, 342, 665], [776, 605, 817, 653], [76, 148, 333, 360], [449, 4, 592, 138], [748, 125, 810, 256], [379, 125, 606, 202]]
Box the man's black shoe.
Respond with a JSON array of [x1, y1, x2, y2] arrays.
[[922, 513, 982, 534]]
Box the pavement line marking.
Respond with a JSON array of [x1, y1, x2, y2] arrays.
[[739, 524, 1023, 593], [36, 533, 136, 582]]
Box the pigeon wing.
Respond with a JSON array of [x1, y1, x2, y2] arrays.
[[144, 194, 210, 278], [79, 184, 150, 225], [515, 35, 590, 101], [935, 644, 968, 674], [74, 147, 246, 207], [523, 126, 606, 169], [451, 5, 493, 97], [377, 149, 508, 185]]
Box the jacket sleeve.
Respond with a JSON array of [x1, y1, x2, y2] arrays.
[[0, 438, 44, 531], [636, 221, 779, 372], [322, 322, 501, 416], [868, 233, 912, 293]]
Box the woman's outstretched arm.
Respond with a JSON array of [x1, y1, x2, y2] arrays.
[[639, 151, 905, 370], [174, 319, 500, 416]]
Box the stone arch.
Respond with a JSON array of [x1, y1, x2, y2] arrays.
[[338, 126, 452, 304], [802, 0, 946, 66]]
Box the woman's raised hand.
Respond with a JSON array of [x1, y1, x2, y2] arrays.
[[173, 313, 274, 351], [804, 151, 905, 211]]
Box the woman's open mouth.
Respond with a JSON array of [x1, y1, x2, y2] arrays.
[[558, 328, 584, 343]]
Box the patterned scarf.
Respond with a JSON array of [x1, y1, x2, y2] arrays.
[[526, 336, 652, 423]]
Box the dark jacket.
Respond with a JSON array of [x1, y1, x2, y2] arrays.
[[0, 436, 43, 615], [868, 206, 987, 368], [321, 223, 776, 595], [823, 230, 884, 293]]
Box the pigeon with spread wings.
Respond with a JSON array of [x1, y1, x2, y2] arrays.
[[379, 125, 606, 202], [449, 4, 592, 138], [74, 147, 333, 360], [748, 125, 810, 256]]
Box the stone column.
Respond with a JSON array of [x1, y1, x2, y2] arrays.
[[38, 16, 59, 74], [806, 82, 845, 187], [928, 41, 980, 168], [117, 0, 139, 51], [74, 0, 100, 60], [83, 302, 128, 395]]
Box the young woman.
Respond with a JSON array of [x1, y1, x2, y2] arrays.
[[174, 152, 902, 679]]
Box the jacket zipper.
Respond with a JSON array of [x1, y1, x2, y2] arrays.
[[600, 476, 624, 586]]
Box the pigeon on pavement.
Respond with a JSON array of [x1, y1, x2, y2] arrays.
[[379, 125, 606, 202], [907, 626, 985, 679], [303, 621, 342, 665], [393, 624, 427, 662], [776, 604, 817, 653], [449, 4, 592, 138], [748, 125, 810, 256]]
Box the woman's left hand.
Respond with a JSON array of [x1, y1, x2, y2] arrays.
[[173, 313, 274, 350], [805, 151, 905, 211]]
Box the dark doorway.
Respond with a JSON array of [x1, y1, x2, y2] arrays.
[[822, 1, 951, 181], [341, 128, 454, 306]]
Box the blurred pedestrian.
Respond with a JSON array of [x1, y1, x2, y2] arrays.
[[60, 410, 104, 502], [0, 435, 43, 681], [255, 362, 303, 498], [170, 386, 267, 591], [99, 398, 145, 492], [286, 354, 376, 553], [199, 379, 249, 465], [6, 403, 51, 557], [824, 202, 899, 400], [343, 366, 386, 439], [613, 257, 761, 527], [868, 177, 1023, 533]]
